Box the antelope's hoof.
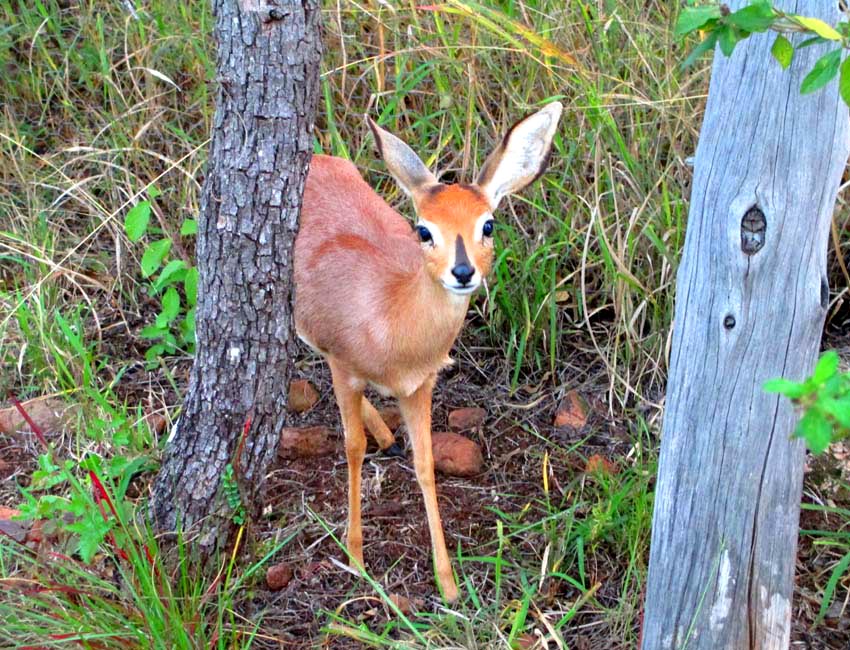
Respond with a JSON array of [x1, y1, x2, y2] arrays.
[[382, 442, 406, 458]]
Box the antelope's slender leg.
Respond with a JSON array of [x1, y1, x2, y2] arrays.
[[361, 397, 396, 451], [328, 359, 367, 568], [398, 375, 459, 602]]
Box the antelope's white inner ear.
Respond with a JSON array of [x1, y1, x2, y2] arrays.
[[476, 101, 563, 209], [365, 115, 438, 200]]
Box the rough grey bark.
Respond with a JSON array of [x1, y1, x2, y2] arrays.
[[150, 0, 321, 547], [641, 2, 849, 648]]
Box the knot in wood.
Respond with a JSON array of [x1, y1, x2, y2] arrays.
[[740, 206, 766, 255], [723, 314, 736, 330]]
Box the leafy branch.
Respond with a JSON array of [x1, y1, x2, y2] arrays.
[[678, 1, 850, 105], [765, 352, 850, 454]]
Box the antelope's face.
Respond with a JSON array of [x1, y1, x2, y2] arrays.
[[413, 184, 494, 295], [367, 101, 563, 297]]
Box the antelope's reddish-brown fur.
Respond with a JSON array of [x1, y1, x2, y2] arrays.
[[293, 103, 562, 602]]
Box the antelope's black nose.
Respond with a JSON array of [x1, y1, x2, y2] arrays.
[[451, 264, 474, 285]]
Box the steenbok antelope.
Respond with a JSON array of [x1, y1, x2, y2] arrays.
[[293, 102, 562, 601]]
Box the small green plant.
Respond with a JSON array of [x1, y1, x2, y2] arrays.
[[124, 187, 199, 363], [764, 351, 850, 453], [222, 462, 247, 526], [11, 399, 155, 563], [678, 1, 850, 107]]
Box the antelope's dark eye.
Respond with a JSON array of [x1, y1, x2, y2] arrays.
[[416, 225, 433, 243], [482, 219, 495, 237]]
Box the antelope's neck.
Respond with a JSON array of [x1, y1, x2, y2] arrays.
[[392, 267, 470, 362]]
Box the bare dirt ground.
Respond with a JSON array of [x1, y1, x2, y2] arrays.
[[251, 354, 850, 649], [1, 349, 849, 648]]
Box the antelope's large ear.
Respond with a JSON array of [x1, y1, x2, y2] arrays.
[[366, 116, 438, 201], [475, 102, 562, 209]]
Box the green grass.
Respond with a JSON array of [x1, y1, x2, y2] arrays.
[[2, 0, 849, 648]]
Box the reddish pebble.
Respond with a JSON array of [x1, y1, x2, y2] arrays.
[[266, 562, 293, 590], [431, 432, 484, 477], [448, 407, 487, 431], [553, 390, 588, 428], [278, 426, 335, 459], [288, 379, 319, 413]]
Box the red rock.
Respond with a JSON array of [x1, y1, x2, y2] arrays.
[[553, 391, 588, 428], [378, 406, 403, 432], [266, 562, 293, 590], [288, 379, 319, 413], [0, 397, 79, 436], [0, 507, 27, 543], [585, 454, 618, 475], [431, 432, 483, 477], [0, 506, 20, 519], [278, 426, 335, 459], [448, 407, 487, 431], [145, 412, 168, 435]]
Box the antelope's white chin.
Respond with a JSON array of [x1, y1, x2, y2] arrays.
[[442, 281, 479, 295]]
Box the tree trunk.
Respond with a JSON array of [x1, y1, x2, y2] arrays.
[[150, 0, 321, 548], [642, 2, 849, 648]]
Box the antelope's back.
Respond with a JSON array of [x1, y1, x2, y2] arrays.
[[294, 155, 419, 358]]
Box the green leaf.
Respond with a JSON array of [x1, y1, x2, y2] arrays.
[[147, 185, 162, 199], [796, 408, 832, 454], [184, 267, 199, 306], [763, 377, 811, 399], [675, 6, 722, 36], [797, 35, 826, 49], [140, 238, 171, 278], [801, 49, 842, 95], [840, 56, 850, 107], [796, 16, 842, 41], [145, 343, 167, 363], [820, 397, 850, 429], [815, 551, 850, 625], [140, 324, 165, 339], [152, 259, 187, 293], [69, 515, 112, 563], [161, 287, 180, 322], [717, 25, 740, 57], [683, 31, 719, 68], [727, 2, 775, 33], [813, 350, 840, 384], [180, 219, 198, 236], [124, 201, 151, 242], [770, 34, 794, 70]]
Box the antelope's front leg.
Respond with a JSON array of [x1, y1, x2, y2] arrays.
[[328, 360, 367, 569], [398, 376, 459, 602]]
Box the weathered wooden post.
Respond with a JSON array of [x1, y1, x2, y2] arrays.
[[642, 2, 849, 648]]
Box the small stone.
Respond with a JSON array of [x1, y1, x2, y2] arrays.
[[378, 406, 403, 432], [278, 426, 335, 459], [288, 379, 319, 413], [431, 432, 483, 477], [585, 454, 618, 475], [0, 507, 27, 543], [266, 562, 293, 590], [554, 391, 588, 429], [145, 412, 168, 435], [448, 407, 487, 431], [0, 397, 79, 436]]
